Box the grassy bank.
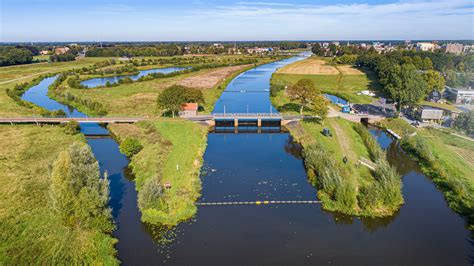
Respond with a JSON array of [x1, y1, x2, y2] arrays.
[[109, 119, 208, 225], [376, 118, 416, 137], [0, 125, 117, 264], [401, 128, 474, 230], [287, 118, 403, 217]]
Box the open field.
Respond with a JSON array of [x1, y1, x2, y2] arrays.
[[277, 57, 339, 75], [109, 119, 208, 225], [336, 65, 364, 75], [177, 64, 250, 88], [0, 125, 117, 264], [271, 57, 381, 109]]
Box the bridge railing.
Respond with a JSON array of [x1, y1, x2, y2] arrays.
[[212, 113, 282, 118]]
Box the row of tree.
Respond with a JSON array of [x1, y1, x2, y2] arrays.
[[356, 53, 445, 110], [0, 47, 33, 66]]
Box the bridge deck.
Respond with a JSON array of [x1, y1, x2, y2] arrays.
[[0, 117, 144, 124]]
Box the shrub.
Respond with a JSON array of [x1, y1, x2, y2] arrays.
[[119, 138, 143, 157], [138, 177, 164, 210], [49, 143, 113, 231], [303, 143, 357, 211], [63, 120, 81, 135]]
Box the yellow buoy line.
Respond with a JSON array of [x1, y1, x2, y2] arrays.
[[196, 200, 321, 206]]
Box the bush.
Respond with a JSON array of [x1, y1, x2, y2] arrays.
[[138, 177, 164, 210], [303, 143, 357, 211], [119, 138, 143, 157], [63, 120, 80, 135], [49, 143, 113, 231]]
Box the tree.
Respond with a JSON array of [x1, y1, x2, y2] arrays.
[[49, 143, 113, 231], [422, 70, 445, 94], [156, 85, 204, 117], [422, 57, 433, 70], [311, 43, 325, 56], [119, 138, 143, 157], [386, 64, 428, 110], [453, 111, 474, 135], [287, 79, 320, 115], [310, 95, 329, 121]]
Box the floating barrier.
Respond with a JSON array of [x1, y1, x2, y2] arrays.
[[196, 200, 321, 206]]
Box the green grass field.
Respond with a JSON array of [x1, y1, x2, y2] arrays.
[[109, 119, 208, 225], [0, 125, 117, 264]]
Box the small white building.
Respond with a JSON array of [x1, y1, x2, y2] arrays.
[[179, 103, 198, 117], [445, 85, 474, 105]]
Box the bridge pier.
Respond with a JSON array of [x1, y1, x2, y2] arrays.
[[234, 118, 239, 127], [257, 118, 262, 127]]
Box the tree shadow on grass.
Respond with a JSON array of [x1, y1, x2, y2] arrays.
[[278, 103, 301, 113]]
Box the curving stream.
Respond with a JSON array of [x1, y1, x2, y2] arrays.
[[21, 55, 473, 265]]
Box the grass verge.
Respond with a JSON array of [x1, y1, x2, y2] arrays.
[[108, 119, 208, 225]]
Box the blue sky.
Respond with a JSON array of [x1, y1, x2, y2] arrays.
[[1, 0, 473, 41]]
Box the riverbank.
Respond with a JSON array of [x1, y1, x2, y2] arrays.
[[108, 119, 208, 226], [0, 125, 117, 264], [287, 118, 403, 217]]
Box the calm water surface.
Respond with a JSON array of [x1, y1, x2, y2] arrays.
[[21, 55, 473, 265], [80, 67, 187, 88]]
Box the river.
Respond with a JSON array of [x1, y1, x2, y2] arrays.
[[80, 67, 187, 88], [21, 55, 472, 265]]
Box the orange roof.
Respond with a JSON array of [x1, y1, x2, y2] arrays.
[[181, 103, 198, 111]]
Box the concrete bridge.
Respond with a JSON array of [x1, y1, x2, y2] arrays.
[[0, 117, 144, 125], [186, 113, 315, 127]]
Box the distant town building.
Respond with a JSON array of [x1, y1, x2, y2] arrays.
[[463, 45, 474, 53], [416, 42, 435, 52], [212, 43, 224, 49], [54, 47, 70, 55], [444, 43, 464, 54], [445, 85, 474, 105], [179, 103, 198, 117], [246, 47, 271, 54], [40, 50, 49, 55]]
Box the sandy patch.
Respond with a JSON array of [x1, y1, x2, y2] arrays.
[[177, 65, 250, 89], [277, 58, 339, 75], [337, 65, 364, 75]]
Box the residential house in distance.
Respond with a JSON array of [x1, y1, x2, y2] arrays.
[[54, 47, 70, 55], [40, 50, 50, 55], [179, 103, 198, 117], [445, 85, 474, 105], [444, 43, 464, 54], [247, 47, 271, 54], [416, 106, 444, 123], [416, 42, 435, 52]]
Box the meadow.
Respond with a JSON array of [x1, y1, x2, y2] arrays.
[[0, 125, 117, 264]]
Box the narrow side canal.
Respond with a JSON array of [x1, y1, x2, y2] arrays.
[[21, 54, 473, 265]]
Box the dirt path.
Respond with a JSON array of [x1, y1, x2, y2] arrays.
[[0, 66, 75, 85], [329, 119, 357, 161]]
